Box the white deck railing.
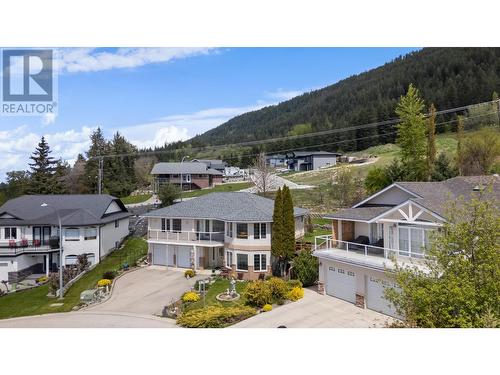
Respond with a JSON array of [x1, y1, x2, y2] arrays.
[[314, 235, 426, 260], [148, 229, 224, 244]]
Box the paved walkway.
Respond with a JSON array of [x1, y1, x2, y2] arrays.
[[233, 288, 391, 328], [241, 173, 314, 193]]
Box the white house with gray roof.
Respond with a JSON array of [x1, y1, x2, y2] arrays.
[[0, 195, 130, 283], [151, 162, 223, 192], [313, 175, 499, 317], [143, 192, 308, 280]]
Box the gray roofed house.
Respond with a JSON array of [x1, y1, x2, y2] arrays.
[[144, 192, 308, 222], [0, 194, 131, 284], [286, 150, 342, 171], [151, 162, 223, 192], [151, 162, 221, 175], [191, 159, 226, 172]]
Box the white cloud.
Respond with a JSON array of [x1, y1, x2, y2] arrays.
[[56, 48, 215, 73], [41, 113, 57, 125], [266, 88, 304, 101]]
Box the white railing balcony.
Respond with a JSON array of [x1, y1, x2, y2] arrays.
[[148, 229, 225, 245], [314, 235, 426, 261]]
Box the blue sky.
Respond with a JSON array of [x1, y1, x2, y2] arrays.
[[0, 47, 417, 179]]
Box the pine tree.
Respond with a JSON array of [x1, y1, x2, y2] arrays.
[[457, 116, 465, 175], [395, 84, 427, 181], [282, 186, 296, 265], [106, 132, 138, 197], [28, 136, 59, 194], [426, 104, 437, 181], [83, 127, 109, 193], [271, 188, 284, 274]]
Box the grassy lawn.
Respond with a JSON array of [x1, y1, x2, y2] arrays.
[[0, 237, 147, 320], [184, 278, 249, 311], [120, 194, 152, 205], [182, 182, 253, 198]]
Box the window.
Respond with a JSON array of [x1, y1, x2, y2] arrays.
[[254, 254, 267, 271], [260, 223, 266, 239], [172, 219, 182, 232], [253, 223, 266, 239], [4, 227, 17, 239], [212, 220, 224, 233], [236, 253, 248, 271], [226, 222, 233, 237], [236, 223, 248, 239], [115, 220, 120, 228], [226, 251, 233, 267], [84, 227, 97, 240], [65, 228, 80, 241], [161, 218, 170, 232]]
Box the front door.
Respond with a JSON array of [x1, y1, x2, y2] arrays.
[[33, 226, 51, 245]]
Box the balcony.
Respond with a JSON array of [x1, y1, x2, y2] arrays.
[[148, 229, 224, 246], [313, 235, 427, 270], [0, 238, 58, 255]]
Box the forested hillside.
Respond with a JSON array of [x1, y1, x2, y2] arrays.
[[172, 48, 500, 155]]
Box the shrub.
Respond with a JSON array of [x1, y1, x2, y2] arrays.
[[36, 276, 48, 284], [184, 269, 196, 278], [267, 277, 289, 300], [182, 291, 200, 303], [287, 287, 304, 301], [244, 280, 273, 307], [287, 279, 303, 289], [291, 251, 319, 287], [97, 279, 112, 287], [102, 270, 117, 280], [262, 304, 273, 312], [177, 305, 257, 328], [276, 298, 285, 306]]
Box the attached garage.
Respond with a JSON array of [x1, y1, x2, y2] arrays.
[[152, 244, 167, 266], [366, 276, 399, 318], [326, 265, 356, 303], [176, 245, 192, 268], [151, 244, 192, 268]]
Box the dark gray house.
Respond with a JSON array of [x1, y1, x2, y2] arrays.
[[286, 150, 342, 171]]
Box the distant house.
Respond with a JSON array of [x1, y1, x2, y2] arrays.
[[143, 192, 308, 280], [0, 195, 130, 283], [266, 154, 287, 168], [151, 162, 223, 193], [191, 159, 226, 173], [313, 175, 499, 317], [286, 151, 342, 171]]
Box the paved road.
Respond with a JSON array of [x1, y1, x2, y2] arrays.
[[0, 267, 199, 328], [233, 288, 391, 328]]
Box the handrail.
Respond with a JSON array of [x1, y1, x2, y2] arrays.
[[148, 229, 225, 244], [314, 235, 426, 260]]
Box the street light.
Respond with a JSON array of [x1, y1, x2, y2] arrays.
[[180, 155, 190, 202], [41, 203, 64, 300]]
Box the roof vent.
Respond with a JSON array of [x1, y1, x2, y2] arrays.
[[472, 185, 483, 192]]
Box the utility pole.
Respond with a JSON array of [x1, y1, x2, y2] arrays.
[[98, 157, 103, 194]]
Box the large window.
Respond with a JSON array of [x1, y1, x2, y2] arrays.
[[236, 223, 248, 239], [65, 228, 80, 241], [398, 225, 432, 257], [161, 218, 170, 232], [172, 219, 182, 232], [254, 254, 267, 271], [254, 223, 267, 239], [84, 227, 97, 240], [212, 220, 224, 233], [226, 222, 233, 237], [4, 227, 17, 239], [236, 253, 248, 271]]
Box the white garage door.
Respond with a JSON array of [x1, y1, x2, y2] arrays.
[[153, 245, 167, 266], [366, 276, 399, 317], [326, 265, 356, 303], [177, 246, 192, 268], [167, 246, 175, 266]]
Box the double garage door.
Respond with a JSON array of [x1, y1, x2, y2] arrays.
[[152, 244, 192, 268], [325, 263, 398, 317]]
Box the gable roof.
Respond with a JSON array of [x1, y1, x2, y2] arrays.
[[143, 192, 308, 222], [288, 150, 342, 158], [0, 194, 130, 226], [150, 162, 223, 175], [327, 175, 499, 222]]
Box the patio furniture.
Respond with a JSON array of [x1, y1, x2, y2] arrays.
[[9, 240, 16, 248], [21, 239, 29, 247], [349, 235, 370, 252]]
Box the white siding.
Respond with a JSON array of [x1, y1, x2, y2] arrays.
[[366, 185, 414, 206], [100, 218, 130, 258]]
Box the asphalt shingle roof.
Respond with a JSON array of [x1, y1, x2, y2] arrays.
[[144, 192, 308, 222], [0, 194, 130, 226], [325, 206, 393, 221], [151, 162, 222, 175]]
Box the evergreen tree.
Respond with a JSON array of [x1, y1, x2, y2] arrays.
[[83, 127, 109, 193], [271, 188, 284, 275], [282, 186, 296, 268], [395, 84, 427, 181], [426, 104, 437, 180], [52, 158, 70, 194], [431, 153, 458, 181], [456, 116, 465, 175], [106, 132, 138, 197], [28, 136, 60, 194]]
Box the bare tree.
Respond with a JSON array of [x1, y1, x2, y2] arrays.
[[134, 156, 156, 189], [252, 152, 274, 193]]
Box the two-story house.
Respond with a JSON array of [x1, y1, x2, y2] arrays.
[[313, 175, 499, 317], [143, 192, 308, 280], [151, 162, 223, 193], [0, 195, 130, 283], [286, 150, 342, 171]]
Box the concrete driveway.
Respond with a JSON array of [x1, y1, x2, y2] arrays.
[[0, 266, 198, 328], [233, 288, 391, 328]]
